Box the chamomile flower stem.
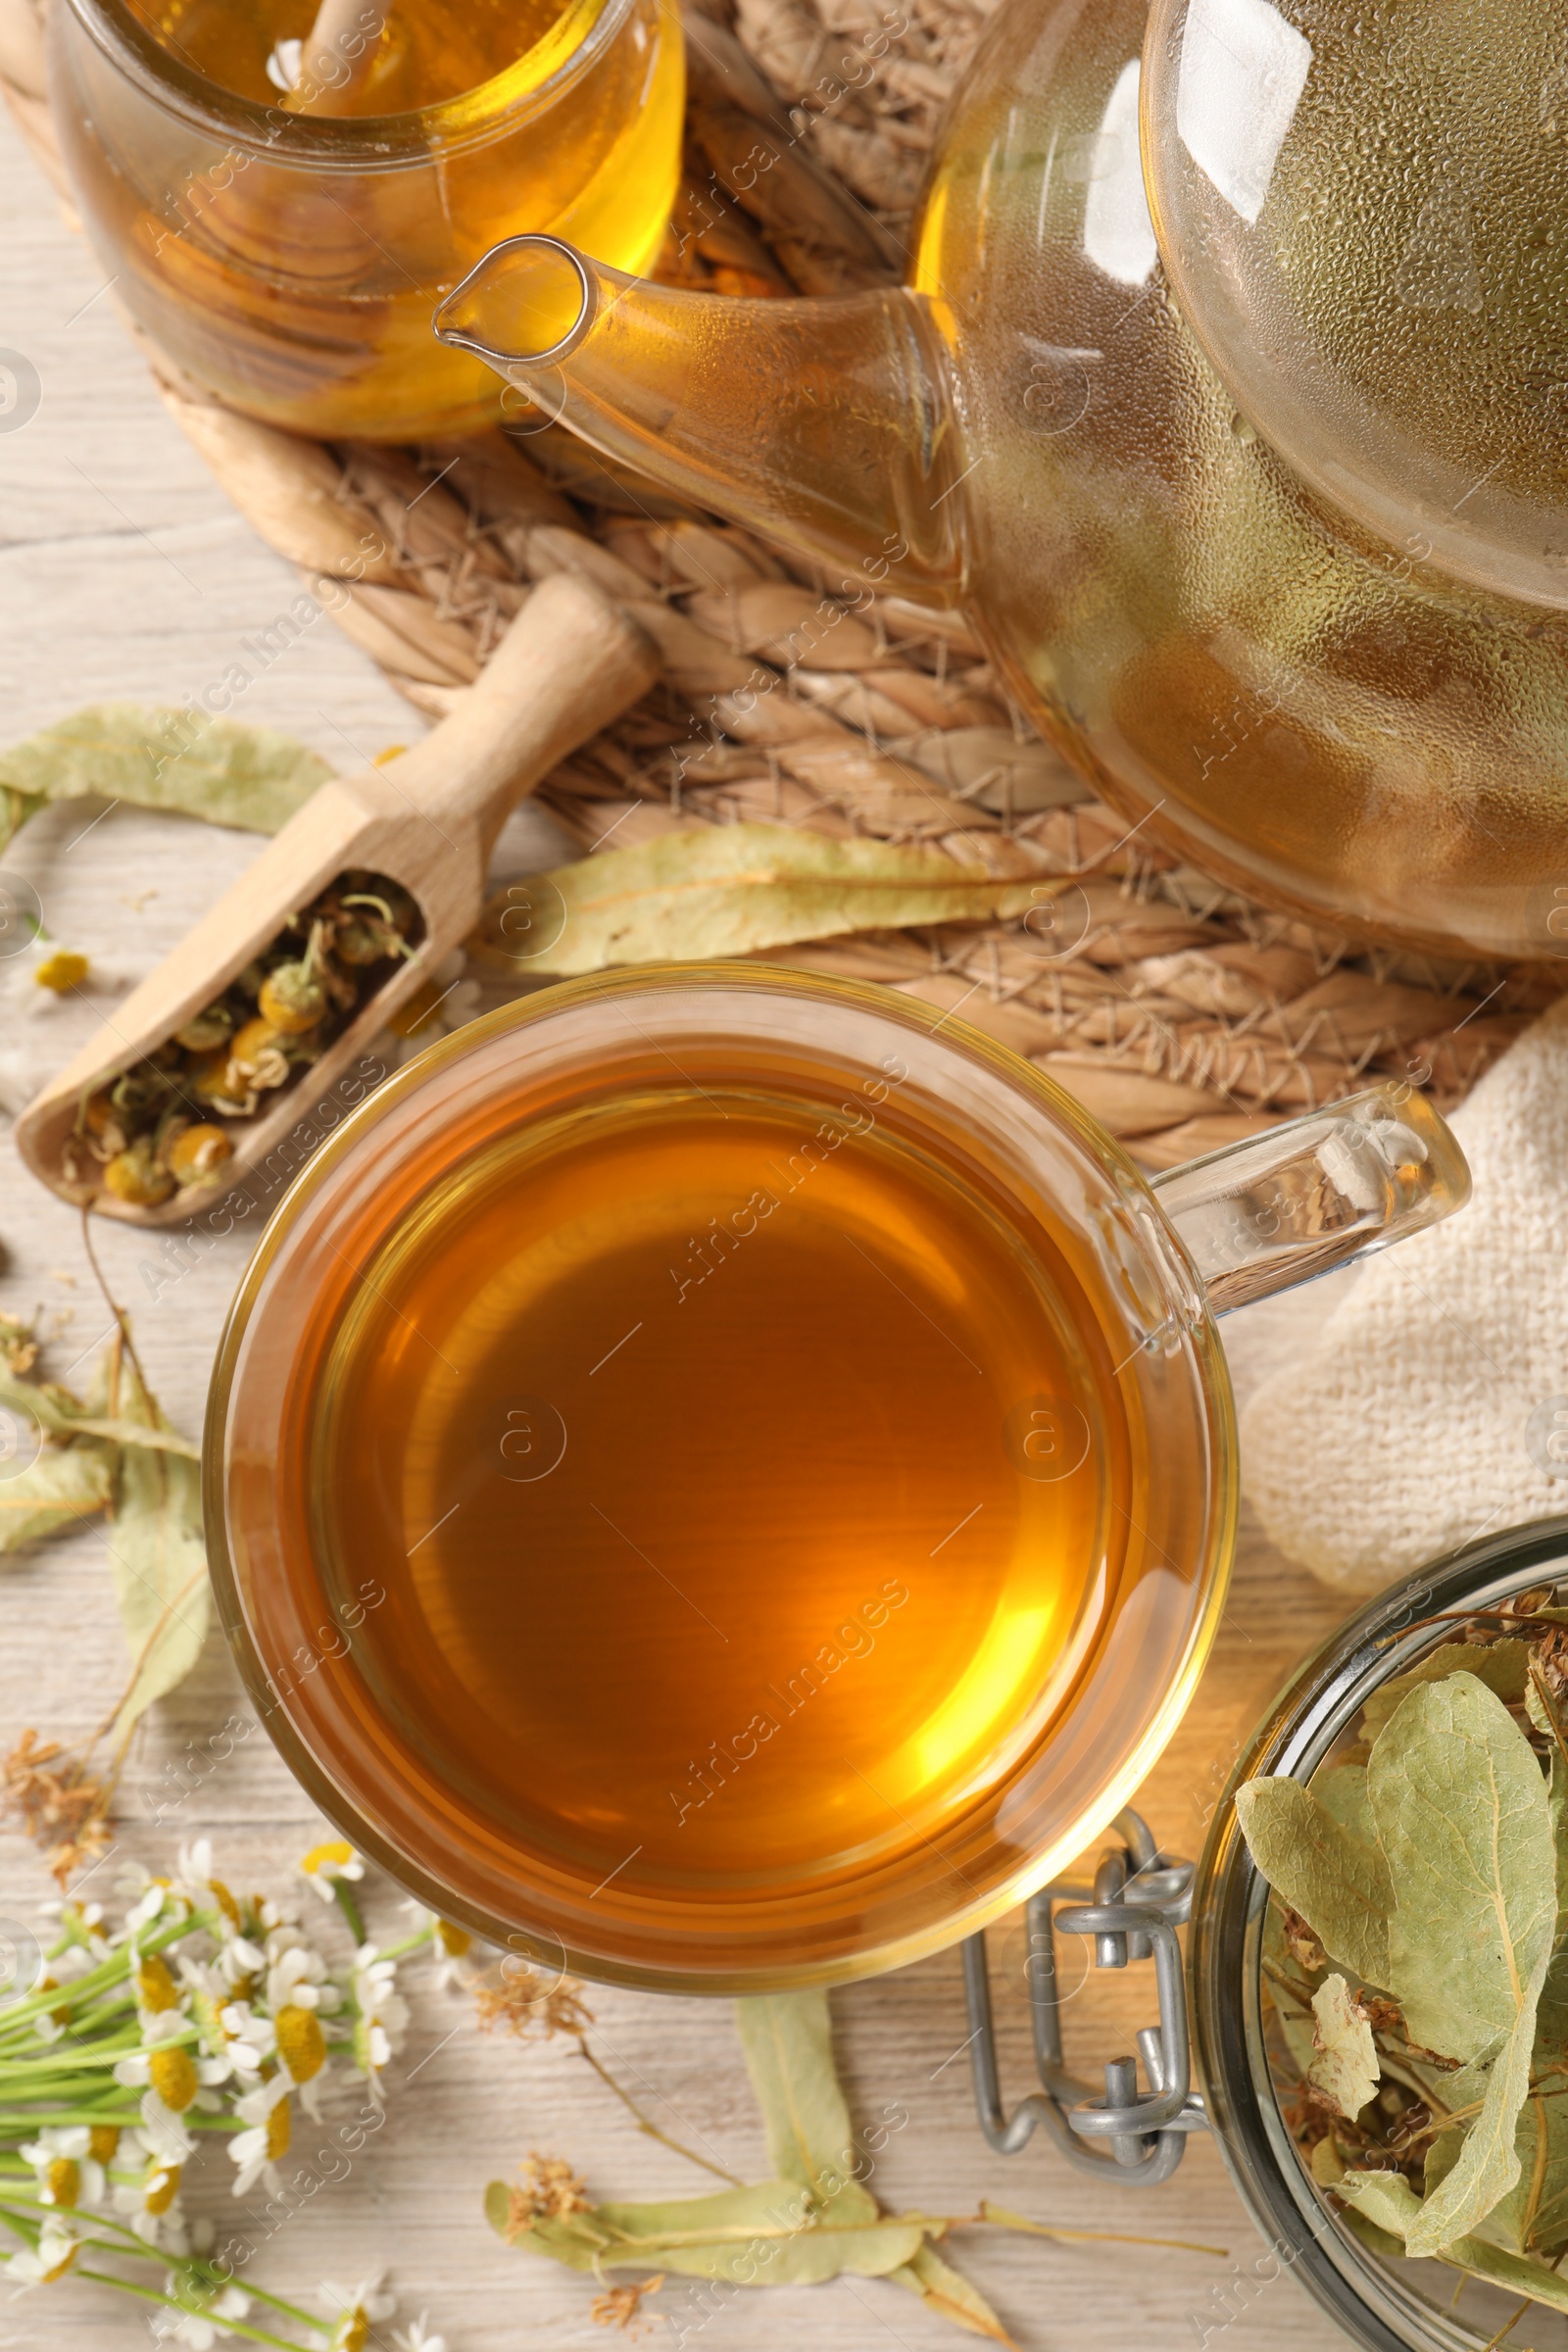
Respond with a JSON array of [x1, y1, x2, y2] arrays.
[[330, 1877, 367, 1946], [0, 2049, 163, 2086], [0, 2028, 159, 2069], [75, 2269, 319, 2351], [0, 2110, 142, 2132], [237, 2278, 333, 2328], [370, 1931, 434, 1964], [0, 1908, 216, 2036], [0, 2201, 169, 2262]]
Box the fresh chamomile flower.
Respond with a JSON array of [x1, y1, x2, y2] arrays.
[[391, 2317, 449, 2352], [36, 1893, 105, 1933], [214, 1997, 276, 2079], [111, 2127, 189, 2248], [131, 1945, 200, 2046], [4, 2215, 82, 2286], [18, 2125, 106, 2211], [350, 1945, 410, 2097], [118, 1867, 180, 1934], [27, 1943, 96, 2042], [299, 1840, 365, 1904], [173, 1840, 252, 1942], [115, 2035, 228, 2119], [175, 1956, 243, 2075], [211, 1926, 269, 1993], [228, 2075, 292, 2198], [318, 2274, 397, 2352], [403, 1905, 473, 1991], [103, 2069, 200, 2180], [264, 1925, 334, 2018], [155, 2274, 252, 2349], [273, 1996, 331, 2120]]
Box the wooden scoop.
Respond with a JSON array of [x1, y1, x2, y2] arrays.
[[14, 571, 660, 1228]]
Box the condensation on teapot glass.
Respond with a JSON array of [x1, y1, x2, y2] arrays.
[[1142, 0, 1568, 608], [436, 0, 1568, 963]]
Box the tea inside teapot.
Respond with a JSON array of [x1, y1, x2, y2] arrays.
[[439, 0, 1568, 963]]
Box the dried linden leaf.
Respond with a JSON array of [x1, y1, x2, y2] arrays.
[[1234, 1776, 1392, 1987], [887, 2243, 1017, 2346], [489, 1991, 1014, 2339], [0, 704, 331, 854], [0, 1438, 116, 1553], [1308, 1976, 1380, 2120], [1335, 2167, 1424, 2239], [1369, 1673, 1555, 2063], [1430, 2232, 1568, 2317], [1314, 1763, 1376, 1847], [485, 2175, 926, 2283], [733, 1991, 872, 2213], [1361, 1640, 1531, 1743], [0, 1367, 200, 1460], [734, 1991, 1007, 2329], [1537, 1749, 1568, 2059], [474, 824, 1043, 977], [103, 1344, 210, 1742], [1337, 2163, 1568, 2311], [1369, 1674, 1556, 2257]]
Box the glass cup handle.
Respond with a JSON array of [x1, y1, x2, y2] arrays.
[[1149, 1081, 1472, 1315]]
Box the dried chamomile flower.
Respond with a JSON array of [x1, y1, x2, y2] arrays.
[[172, 1002, 233, 1054], [61, 865, 426, 1202], [33, 949, 88, 994], [259, 959, 327, 1033], [160, 1123, 233, 1187], [102, 1137, 176, 1208]]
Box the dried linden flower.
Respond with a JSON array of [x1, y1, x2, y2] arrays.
[[507, 2153, 592, 2235], [0, 1312, 38, 1376]]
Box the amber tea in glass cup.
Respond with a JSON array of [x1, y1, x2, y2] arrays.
[[207, 966, 1468, 1991], [48, 0, 683, 438]]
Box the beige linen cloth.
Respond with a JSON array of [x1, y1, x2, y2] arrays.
[[1242, 995, 1568, 1592]]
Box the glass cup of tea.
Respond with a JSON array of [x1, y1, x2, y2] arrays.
[[48, 0, 684, 439], [205, 965, 1469, 1992]]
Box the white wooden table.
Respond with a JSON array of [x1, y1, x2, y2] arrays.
[[0, 100, 1363, 2352]]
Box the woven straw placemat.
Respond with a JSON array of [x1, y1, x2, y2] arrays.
[[3, 0, 1561, 1169]]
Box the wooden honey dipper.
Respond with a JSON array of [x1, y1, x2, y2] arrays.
[[13, 571, 660, 1228]]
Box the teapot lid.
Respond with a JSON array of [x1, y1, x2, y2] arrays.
[[1142, 0, 1568, 607]]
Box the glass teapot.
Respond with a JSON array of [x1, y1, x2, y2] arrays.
[[435, 0, 1568, 964]]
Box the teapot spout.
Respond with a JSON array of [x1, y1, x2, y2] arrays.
[[434, 236, 964, 600]]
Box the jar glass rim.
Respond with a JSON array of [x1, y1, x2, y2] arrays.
[[57, 0, 640, 164], [1190, 1517, 1568, 2351]]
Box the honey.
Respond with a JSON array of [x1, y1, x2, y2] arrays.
[[304, 1077, 1126, 1905], [52, 0, 684, 437]]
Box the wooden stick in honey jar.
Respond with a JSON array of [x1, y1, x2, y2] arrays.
[[13, 572, 661, 1228], [287, 0, 388, 113]]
